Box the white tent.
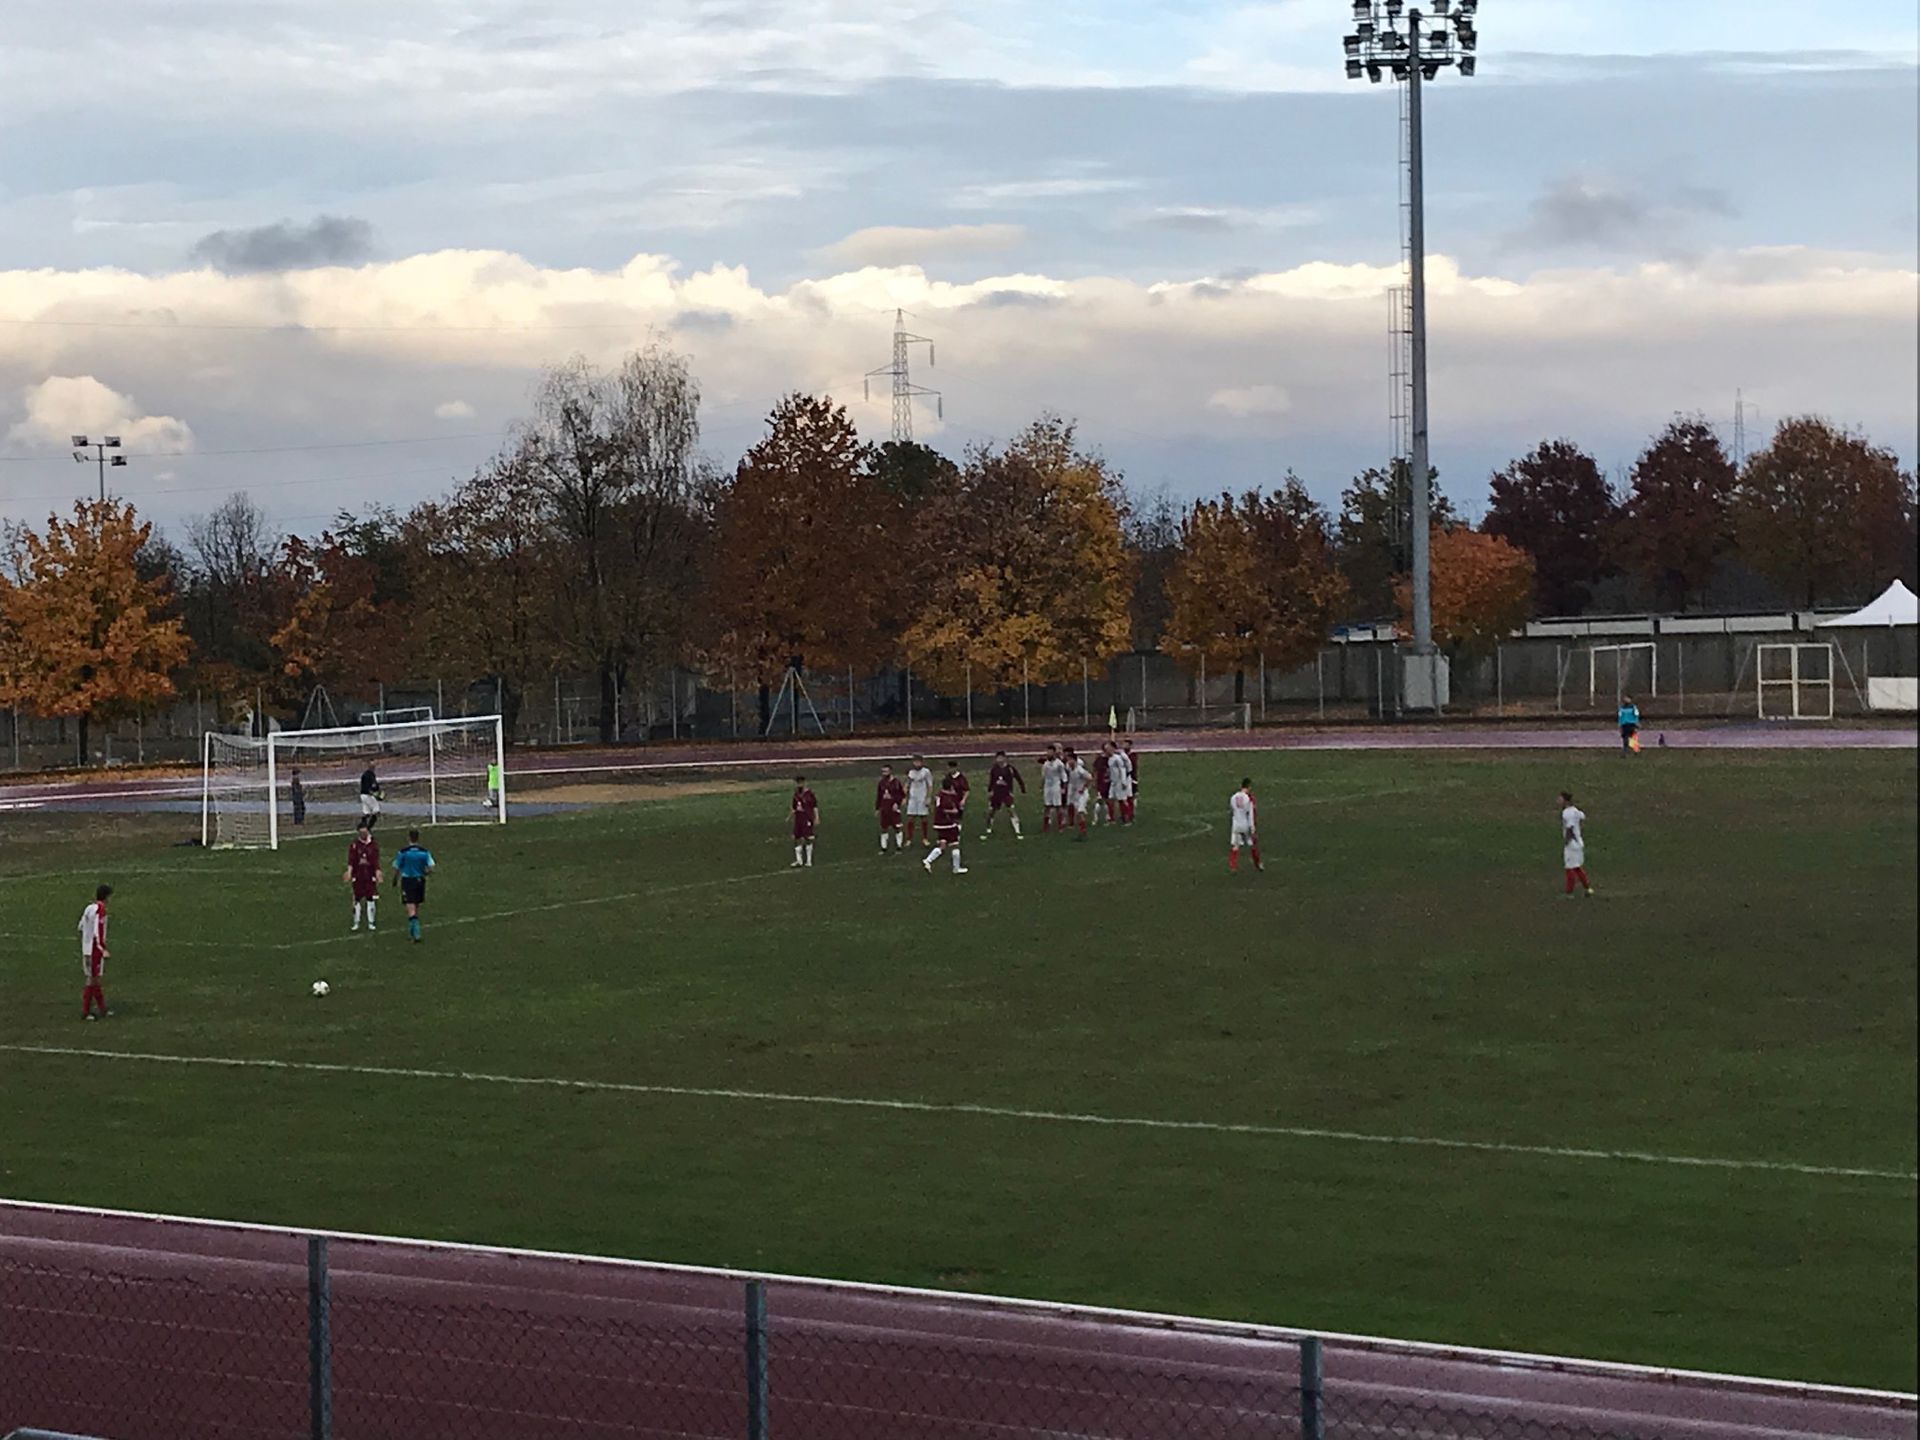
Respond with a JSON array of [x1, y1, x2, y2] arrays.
[[1820, 580, 1918, 711], [1819, 579, 1919, 628]]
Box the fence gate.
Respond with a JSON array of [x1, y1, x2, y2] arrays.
[[1757, 643, 1834, 720]]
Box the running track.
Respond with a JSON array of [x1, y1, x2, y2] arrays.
[[1, 1203, 1911, 1440], [0, 722, 1911, 816]]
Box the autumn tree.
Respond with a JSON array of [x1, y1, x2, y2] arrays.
[[1395, 526, 1535, 660], [1732, 417, 1917, 607], [182, 490, 277, 692], [1615, 417, 1738, 611], [1124, 486, 1181, 652], [0, 500, 192, 760], [1337, 461, 1454, 617], [901, 416, 1133, 694], [266, 531, 405, 699], [521, 346, 707, 740], [1160, 479, 1347, 701], [705, 393, 901, 725], [404, 454, 553, 735], [1484, 439, 1618, 615]]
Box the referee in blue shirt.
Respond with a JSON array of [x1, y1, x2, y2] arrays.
[[392, 830, 436, 942]]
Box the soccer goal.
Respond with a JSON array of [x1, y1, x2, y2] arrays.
[[1587, 642, 1658, 707], [202, 715, 506, 849], [1756, 643, 1834, 721]]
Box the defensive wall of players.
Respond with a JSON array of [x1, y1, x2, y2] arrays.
[[4, 607, 1915, 772]]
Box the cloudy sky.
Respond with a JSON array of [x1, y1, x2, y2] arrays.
[[1, 0, 1914, 539]]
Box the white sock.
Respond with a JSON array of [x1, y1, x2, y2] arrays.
[[366, 900, 376, 927], [352, 902, 361, 928], [795, 844, 804, 863], [879, 832, 888, 851], [804, 842, 814, 866], [925, 844, 942, 865], [950, 846, 964, 872], [1010, 813, 1022, 835]]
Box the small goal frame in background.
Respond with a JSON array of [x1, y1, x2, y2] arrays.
[[1756, 643, 1835, 721], [1586, 642, 1658, 708]]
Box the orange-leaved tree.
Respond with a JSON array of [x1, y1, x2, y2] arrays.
[[704, 393, 903, 711], [267, 532, 405, 696], [1160, 478, 1347, 701], [1396, 525, 1534, 659], [901, 416, 1133, 694], [0, 499, 192, 760]]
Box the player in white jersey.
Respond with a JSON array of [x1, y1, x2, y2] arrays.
[[1108, 745, 1135, 825], [903, 756, 935, 846], [1039, 744, 1069, 833], [1559, 790, 1592, 897], [1065, 750, 1093, 839], [1228, 778, 1261, 873]]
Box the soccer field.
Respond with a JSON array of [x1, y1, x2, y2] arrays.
[[1, 746, 1914, 1390]]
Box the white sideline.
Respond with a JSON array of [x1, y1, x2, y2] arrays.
[[4, 1043, 1912, 1184], [0, 1195, 1910, 1408]]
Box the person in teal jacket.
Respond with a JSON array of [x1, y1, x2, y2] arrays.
[[1618, 697, 1641, 753]]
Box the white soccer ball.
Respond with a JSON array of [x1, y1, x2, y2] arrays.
[[311, 980, 331, 998]]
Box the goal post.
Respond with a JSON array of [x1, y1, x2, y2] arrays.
[[1756, 643, 1834, 721], [203, 715, 506, 850], [1587, 643, 1657, 707]]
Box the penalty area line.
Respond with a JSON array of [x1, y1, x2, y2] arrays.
[[4, 1044, 1913, 1184]]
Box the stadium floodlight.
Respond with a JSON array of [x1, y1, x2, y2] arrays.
[[70, 434, 126, 501], [1341, 3, 1482, 712]]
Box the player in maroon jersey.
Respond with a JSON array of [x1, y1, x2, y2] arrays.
[[945, 761, 970, 819], [342, 822, 381, 933], [875, 765, 907, 854], [922, 778, 969, 875], [981, 750, 1026, 839], [1122, 739, 1140, 820], [790, 776, 819, 869], [1093, 742, 1114, 825]]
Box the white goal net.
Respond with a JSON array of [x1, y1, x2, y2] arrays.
[[202, 716, 506, 849]]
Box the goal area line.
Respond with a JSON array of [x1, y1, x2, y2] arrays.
[[5, 1043, 1911, 1185]]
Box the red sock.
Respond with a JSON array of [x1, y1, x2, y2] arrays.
[[1251, 846, 1262, 869], [1576, 867, 1590, 891], [1229, 851, 1238, 871], [1125, 799, 1135, 823], [1078, 818, 1087, 836], [1564, 869, 1576, 894]]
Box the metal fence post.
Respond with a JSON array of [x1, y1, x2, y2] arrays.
[[1300, 1334, 1323, 1440], [308, 1236, 332, 1440], [745, 1279, 770, 1440]]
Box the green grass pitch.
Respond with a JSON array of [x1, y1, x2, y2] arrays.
[[1, 748, 1914, 1389]]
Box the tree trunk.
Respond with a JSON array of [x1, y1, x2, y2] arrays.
[[597, 661, 618, 744], [500, 678, 523, 738], [757, 681, 772, 735], [1234, 668, 1246, 704], [77, 713, 91, 766]]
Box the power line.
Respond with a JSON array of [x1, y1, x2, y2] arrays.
[[863, 308, 941, 444]]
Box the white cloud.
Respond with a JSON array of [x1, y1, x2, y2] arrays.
[[0, 243, 1910, 535], [434, 399, 476, 420], [818, 224, 1027, 267], [1208, 384, 1293, 419], [6, 375, 194, 453]]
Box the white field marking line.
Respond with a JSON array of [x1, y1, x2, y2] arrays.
[[5, 1044, 1913, 1184]]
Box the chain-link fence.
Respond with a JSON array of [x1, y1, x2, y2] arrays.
[[1, 1234, 1707, 1440]]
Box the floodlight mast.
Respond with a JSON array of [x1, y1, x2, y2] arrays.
[[1343, 0, 1479, 698], [70, 435, 127, 502]]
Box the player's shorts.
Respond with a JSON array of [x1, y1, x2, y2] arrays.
[[351, 878, 378, 902], [1563, 845, 1585, 870], [400, 877, 427, 907], [989, 792, 1015, 810], [792, 817, 817, 840], [1231, 822, 1256, 846], [81, 955, 102, 981], [877, 807, 901, 828], [1071, 794, 1089, 814], [360, 794, 381, 816], [934, 824, 961, 843], [1111, 780, 1134, 801], [1097, 779, 1111, 798], [1042, 786, 1063, 807], [905, 799, 930, 817]]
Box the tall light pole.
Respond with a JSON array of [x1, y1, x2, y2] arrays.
[[71, 434, 127, 501], [1344, 0, 1478, 709]]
